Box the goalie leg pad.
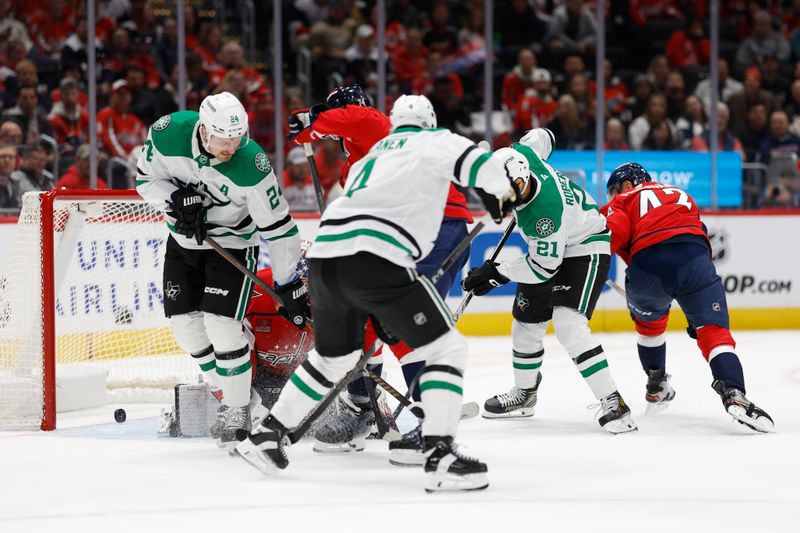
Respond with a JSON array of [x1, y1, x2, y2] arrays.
[[415, 329, 467, 438], [552, 306, 617, 400], [512, 320, 547, 389], [270, 349, 362, 429]]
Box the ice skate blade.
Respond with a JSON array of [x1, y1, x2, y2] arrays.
[[481, 407, 534, 419], [312, 437, 366, 453], [424, 472, 489, 493], [645, 400, 673, 416], [727, 406, 775, 433], [234, 439, 282, 475], [389, 449, 425, 467], [603, 416, 638, 434]]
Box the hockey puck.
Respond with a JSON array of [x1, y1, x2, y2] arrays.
[[114, 408, 127, 423]]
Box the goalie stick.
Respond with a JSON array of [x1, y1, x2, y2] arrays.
[[453, 217, 517, 321]]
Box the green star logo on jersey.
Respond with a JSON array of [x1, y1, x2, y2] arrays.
[[535, 217, 555, 237], [255, 153, 271, 174], [152, 115, 171, 131], [195, 154, 210, 168]]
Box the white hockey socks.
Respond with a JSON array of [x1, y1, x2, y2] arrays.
[[512, 320, 547, 389], [270, 349, 361, 428], [190, 345, 217, 384], [552, 307, 617, 400], [215, 345, 252, 407], [415, 329, 468, 438]]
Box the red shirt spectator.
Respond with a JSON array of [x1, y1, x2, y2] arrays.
[[96, 80, 147, 159], [47, 78, 89, 146], [502, 49, 537, 109], [391, 27, 428, 89], [411, 51, 464, 99], [103, 27, 161, 88], [629, 0, 684, 28], [27, 0, 76, 56], [55, 144, 108, 190], [665, 19, 711, 68]]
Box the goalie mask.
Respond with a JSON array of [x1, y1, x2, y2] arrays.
[[519, 127, 555, 161], [198, 92, 249, 154]]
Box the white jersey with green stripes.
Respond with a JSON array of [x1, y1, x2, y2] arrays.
[[496, 143, 610, 285], [135, 111, 301, 284], [307, 126, 512, 268]]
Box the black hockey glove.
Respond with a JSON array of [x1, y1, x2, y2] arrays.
[[275, 277, 312, 329], [167, 187, 206, 245], [461, 260, 510, 296], [475, 188, 517, 224], [287, 112, 310, 141]]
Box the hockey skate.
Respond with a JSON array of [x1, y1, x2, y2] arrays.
[[592, 391, 638, 434], [712, 380, 774, 433], [210, 388, 266, 439], [644, 369, 676, 415], [389, 424, 424, 467], [218, 406, 251, 448], [235, 415, 290, 474], [313, 393, 388, 452], [423, 437, 488, 493], [209, 404, 227, 440], [482, 373, 542, 419]]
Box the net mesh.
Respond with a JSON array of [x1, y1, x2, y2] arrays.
[[0, 193, 195, 429]]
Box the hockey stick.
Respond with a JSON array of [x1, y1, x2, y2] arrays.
[[605, 279, 626, 298], [206, 236, 314, 328], [304, 143, 327, 213], [453, 217, 517, 321]]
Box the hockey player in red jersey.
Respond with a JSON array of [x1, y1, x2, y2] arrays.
[[288, 86, 474, 461], [602, 162, 773, 432]]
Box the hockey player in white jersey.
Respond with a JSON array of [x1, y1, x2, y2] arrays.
[[235, 94, 522, 493], [462, 128, 637, 434], [136, 92, 310, 447]]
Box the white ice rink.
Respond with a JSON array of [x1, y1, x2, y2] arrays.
[[2, 330, 798, 533]]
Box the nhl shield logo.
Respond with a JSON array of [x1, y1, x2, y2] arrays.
[[516, 292, 530, 311], [255, 153, 272, 173], [535, 217, 555, 237], [152, 115, 171, 131]]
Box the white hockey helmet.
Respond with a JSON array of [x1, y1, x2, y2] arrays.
[[495, 146, 531, 192], [198, 91, 249, 152], [519, 127, 555, 161], [390, 94, 437, 129]]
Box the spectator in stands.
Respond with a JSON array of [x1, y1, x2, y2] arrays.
[[99, 0, 132, 23], [283, 147, 317, 211], [387, 0, 421, 29], [211, 43, 269, 103], [757, 110, 800, 165], [566, 72, 594, 123], [666, 18, 710, 69], [605, 118, 630, 150], [590, 59, 629, 118], [513, 68, 557, 134], [642, 120, 679, 150], [675, 94, 707, 148], [694, 58, 743, 114], [50, 64, 88, 111], [761, 55, 791, 101], [194, 22, 224, 74], [345, 25, 379, 90], [423, 1, 458, 57], [61, 16, 108, 80], [28, 0, 75, 58], [502, 49, 537, 110], [1, 85, 51, 144], [629, 0, 684, 27], [308, 0, 357, 97], [428, 76, 470, 133], [217, 70, 249, 108], [736, 10, 791, 73], [96, 80, 146, 159], [628, 93, 672, 150], [545, 0, 597, 60], [726, 67, 777, 137], [621, 74, 655, 125], [104, 27, 160, 89], [3, 59, 50, 111], [645, 54, 671, 93], [127, 65, 165, 127], [413, 51, 463, 99], [554, 53, 586, 95], [761, 179, 798, 208], [784, 79, 800, 134], [0, 1, 32, 52], [0, 143, 19, 208], [0, 119, 23, 147], [9, 141, 54, 203], [391, 27, 427, 93], [548, 94, 593, 150], [156, 17, 179, 82], [54, 143, 107, 190], [47, 78, 89, 148], [690, 102, 745, 159], [453, 6, 488, 74], [186, 53, 210, 100], [497, 0, 547, 57], [741, 102, 770, 162]]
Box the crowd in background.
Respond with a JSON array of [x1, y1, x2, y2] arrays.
[[1, 0, 800, 213]]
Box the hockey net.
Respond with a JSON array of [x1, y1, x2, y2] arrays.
[[0, 190, 195, 430]]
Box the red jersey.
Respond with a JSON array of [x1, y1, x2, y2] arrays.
[[602, 182, 709, 264], [293, 105, 471, 221], [96, 107, 147, 158], [47, 106, 90, 146], [55, 166, 108, 190]]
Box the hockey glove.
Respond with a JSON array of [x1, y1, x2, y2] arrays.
[[461, 260, 510, 296], [287, 110, 311, 143], [167, 187, 207, 245], [275, 277, 312, 329], [475, 187, 518, 224]]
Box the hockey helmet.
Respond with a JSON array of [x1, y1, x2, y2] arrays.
[[325, 85, 371, 108], [607, 162, 651, 196], [198, 92, 249, 153], [518, 127, 555, 161], [390, 94, 437, 130], [495, 146, 531, 194]]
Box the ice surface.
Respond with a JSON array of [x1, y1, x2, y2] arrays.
[[1, 331, 798, 532]]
